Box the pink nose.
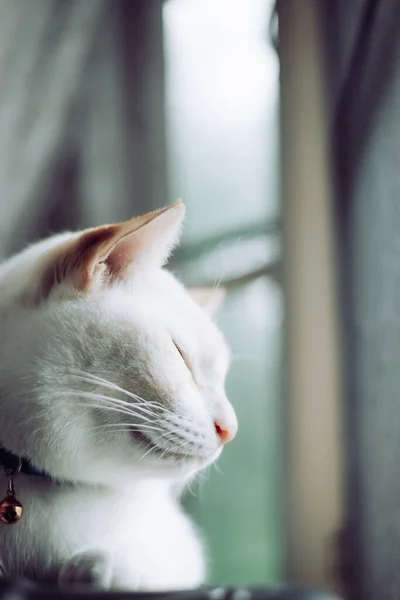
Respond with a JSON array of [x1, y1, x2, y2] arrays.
[[214, 418, 238, 444]]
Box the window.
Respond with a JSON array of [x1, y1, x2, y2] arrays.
[[163, 0, 282, 585]]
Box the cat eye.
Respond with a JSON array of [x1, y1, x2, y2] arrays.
[[173, 340, 191, 372], [172, 340, 200, 385]]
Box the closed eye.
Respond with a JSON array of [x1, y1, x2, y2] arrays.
[[172, 339, 200, 385], [173, 340, 191, 372]]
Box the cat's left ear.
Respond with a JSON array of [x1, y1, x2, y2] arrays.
[[103, 199, 185, 276], [44, 200, 185, 296], [188, 287, 226, 317]]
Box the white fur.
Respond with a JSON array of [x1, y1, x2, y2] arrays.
[[0, 204, 237, 590]]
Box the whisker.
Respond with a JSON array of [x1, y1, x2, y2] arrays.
[[138, 430, 187, 462], [159, 439, 191, 461], [69, 369, 172, 411], [139, 432, 174, 460], [212, 461, 223, 475], [139, 444, 160, 461], [192, 471, 207, 486], [67, 368, 124, 389], [89, 423, 165, 434], [63, 382, 160, 419], [172, 440, 191, 457], [157, 429, 183, 442], [213, 270, 225, 291], [63, 390, 160, 423], [75, 401, 158, 424], [66, 369, 177, 418], [157, 446, 172, 461], [186, 481, 197, 497], [57, 368, 200, 457]]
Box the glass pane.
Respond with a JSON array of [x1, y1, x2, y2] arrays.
[[163, 0, 282, 586], [163, 0, 279, 245], [192, 279, 283, 585]]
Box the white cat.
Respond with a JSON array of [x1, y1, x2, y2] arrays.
[[0, 200, 237, 591]]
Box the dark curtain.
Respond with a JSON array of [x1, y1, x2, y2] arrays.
[[0, 0, 166, 259], [325, 1, 400, 599]]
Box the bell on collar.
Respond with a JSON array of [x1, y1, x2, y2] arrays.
[[0, 462, 23, 524]]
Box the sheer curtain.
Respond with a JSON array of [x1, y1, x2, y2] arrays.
[[0, 0, 166, 258]]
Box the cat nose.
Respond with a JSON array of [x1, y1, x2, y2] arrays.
[[214, 414, 238, 445]]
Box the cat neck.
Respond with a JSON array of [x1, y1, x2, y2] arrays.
[[0, 445, 185, 498], [0, 445, 57, 480]]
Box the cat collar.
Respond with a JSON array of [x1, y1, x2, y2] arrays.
[[0, 445, 51, 525]]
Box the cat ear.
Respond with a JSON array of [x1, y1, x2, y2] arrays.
[[188, 287, 226, 317], [103, 199, 185, 276], [44, 200, 185, 295]]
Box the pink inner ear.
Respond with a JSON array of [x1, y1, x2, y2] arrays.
[[104, 234, 141, 279], [43, 200, 185, 296], [46, 225, 122, 295], [63, 219, 148, 291]]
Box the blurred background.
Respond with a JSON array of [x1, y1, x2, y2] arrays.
[[2, 0, 399, 599]]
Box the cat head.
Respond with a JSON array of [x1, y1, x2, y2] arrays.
[[0, 200, 237, 486]]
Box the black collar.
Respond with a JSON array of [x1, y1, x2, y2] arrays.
[[0, 445, 51, 478]]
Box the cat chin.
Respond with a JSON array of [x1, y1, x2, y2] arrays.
[[139, 446, 223, 480], [130, 430, 222, 472]]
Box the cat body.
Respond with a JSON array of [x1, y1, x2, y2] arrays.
[[0, 201, 237, 590], [0, 477, 204, 590]]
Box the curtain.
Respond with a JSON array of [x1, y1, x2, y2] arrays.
[[0, 0, 166, 259], [326, 1, 400, 598]]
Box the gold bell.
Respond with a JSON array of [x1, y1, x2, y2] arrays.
[[0, 461, 23, 524], [0, 494, 23, 524]]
